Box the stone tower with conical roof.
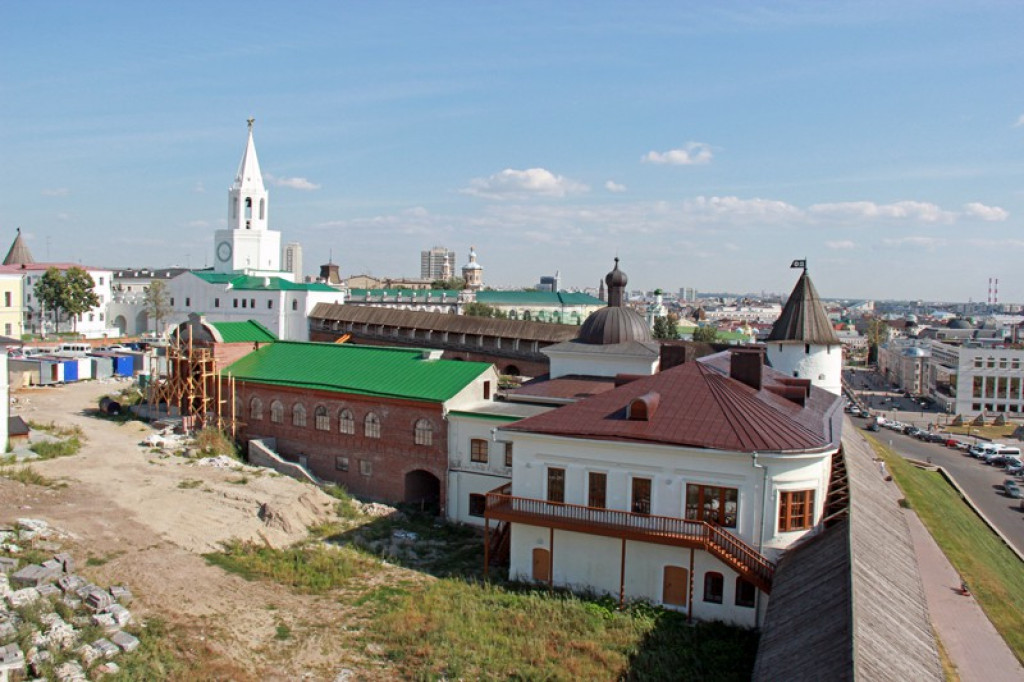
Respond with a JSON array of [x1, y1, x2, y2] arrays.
[[214, 119, 282, 275], [3, 228, 34, 266], [765, 263, 842, 394]]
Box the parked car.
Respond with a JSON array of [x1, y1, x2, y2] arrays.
[[1003, 479, 1022, 499], [1002, 456, 1023, 471], [866, 422, 881, 432], [1007, 462, 1024, 476]]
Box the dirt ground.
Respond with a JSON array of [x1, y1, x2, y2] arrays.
[[1, 380, 404, 680]]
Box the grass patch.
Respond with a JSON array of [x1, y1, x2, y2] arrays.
[[946, 424, 1017, 440], [227, 475, 250, 485], [369, 580, 758, 680], [322, 484, 362, 520], [177, 479, 203, 490], [868, 435, 1024, 662], [275, 623, 292, 640], [192, 428, 239, 458], [202, 539, 375, 594], [27, 420, 84, 439], [0, 465, 65, 488], [29, 436, 82, 459]]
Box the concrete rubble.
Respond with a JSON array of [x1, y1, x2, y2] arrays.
[[0, 518, 143, 679]]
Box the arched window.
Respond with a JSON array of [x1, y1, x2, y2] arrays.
[[314, 405, 329, 431], [270, 400, 284, 424], [249, 397, 263, 421], [414, 419, 433, 446], [245, 197, 253, 222], [292, 403, 306, 427], [338, 408, 355, 435], [703, 572, 724, 604], [364, 412, 381, 439]]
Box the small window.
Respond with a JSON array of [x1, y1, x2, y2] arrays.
[[483, 381, 491, 400], [778, 490, 815, 532], [250, 298, 255, 308], [99, 277, 104, 285], [270, 400, 283, 423], [292, 403, 307, 427], [502, 441, 513, 468], [233, 299, 238, 308], [185, 297, 191, 307], [468, 493, 486, 517], [703, 572, 724, 604], [547, 467, 565, 503], [249, 397, 263, 421], [4, 292, 10, 307], [242, 299, 247, 308], [267, 299, 273, 309], [214, 298, 220, 308], [335, 456, 349, 472], [170, 297, 175, 306], [338, 408, 355, 435], [314, 405, 329, 431], [292, 299, 298, 311], [414, 419, 433, 446], [364, 412, 381, 439], [359, 459, 372, 476], [470, 438, 489, 463], [632, 477, 652, 515], [735, 578, 756, 608]]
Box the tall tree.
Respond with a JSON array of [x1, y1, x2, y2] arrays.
[[144, 279, 172, 334], [652, 316, 670, 339], [34, 267, 65, 335], [865, 318, 888, 364], [62, 267, 100, 333]]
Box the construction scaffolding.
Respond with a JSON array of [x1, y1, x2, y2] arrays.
[[146, 333, 238, 437]]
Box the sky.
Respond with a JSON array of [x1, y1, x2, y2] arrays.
[[2, 1, 1023, 302]]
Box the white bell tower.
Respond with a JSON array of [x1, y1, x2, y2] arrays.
[[214, 119, 282, 274]]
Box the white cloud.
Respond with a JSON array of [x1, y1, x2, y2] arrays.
[[605, 180, 627, 193], [41, 188, 69, 197], [825, 240, 856, 250], [461, 168, 588, 199], [265, 174, 321, 191], [1015, 114, 1024, 128], [808, 200, 954, 223], [881, 236, 945, 249], [643, 142, 713, 165], [193, 182, 206, 194], [962, 202, 1009, 221], [683, 195, 802, 222]]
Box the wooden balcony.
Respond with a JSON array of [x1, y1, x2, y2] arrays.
[[485, 484, 775, 593]]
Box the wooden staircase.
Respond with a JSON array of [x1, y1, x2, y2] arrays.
[[487, 521, 511, 567]]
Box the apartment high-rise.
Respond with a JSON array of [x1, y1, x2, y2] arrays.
[[421, 246, 456, 281], [283, 242, 303, 281]]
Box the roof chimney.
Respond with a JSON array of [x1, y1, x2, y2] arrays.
[[729, 346, 765, 391]]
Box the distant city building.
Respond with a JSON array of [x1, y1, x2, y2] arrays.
[[421, 246, 456, 281], [679, 286, 698, 302], [283, 242, 303, 281], [462, 246, 484, 291], [537, 271, 561, 292]]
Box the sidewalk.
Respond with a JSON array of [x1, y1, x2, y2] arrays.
[[902, 509, 1024, 681]]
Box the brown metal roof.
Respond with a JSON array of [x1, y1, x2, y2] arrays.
[[766, 271, 841, 345], [309, 303, 580, 343], [504, 351, 842, 453], [3, 229, 34, 266], [506, 375, 619, 402]]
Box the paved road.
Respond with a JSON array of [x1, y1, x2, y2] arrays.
[[843, 369, 1024, 556]]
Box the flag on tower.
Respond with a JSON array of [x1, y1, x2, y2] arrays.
[[790, 259, 807, 270]]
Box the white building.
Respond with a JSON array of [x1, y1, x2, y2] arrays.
[[927, 340, 1024, 417], [0, 261, 117, 339], [764, 267, 842, 395], [488, 347, 843, 628]]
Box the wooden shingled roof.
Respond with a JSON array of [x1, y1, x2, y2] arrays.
[[766, 271, 841, 345], [504, 351, 842, 453], [309, 303, 581, 344], [753, 434, 942, 681]]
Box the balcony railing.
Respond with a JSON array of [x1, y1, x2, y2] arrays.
[[485, 485, 775, 593]]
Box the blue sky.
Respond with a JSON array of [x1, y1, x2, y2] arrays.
[[2, 1, 1023, 301]]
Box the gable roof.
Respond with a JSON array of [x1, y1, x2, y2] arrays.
[[191, 271, 336, 292], [504, 351, 842, 453], [210, 320, 277, 343], [223, 341, 492, 403], [766, 271, 840, 345]]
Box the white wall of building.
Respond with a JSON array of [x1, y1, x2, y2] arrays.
[[544, 347, 659, 379], [765, 342, 842, 395]]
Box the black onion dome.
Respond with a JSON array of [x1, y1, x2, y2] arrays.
[[605, 257, 628, 289], [577, 306, 653, 345]]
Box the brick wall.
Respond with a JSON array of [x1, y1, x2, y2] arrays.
[[231, 381, 449, 511]]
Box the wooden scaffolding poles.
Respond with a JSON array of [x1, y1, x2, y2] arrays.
[[146, 333, 237, 435]]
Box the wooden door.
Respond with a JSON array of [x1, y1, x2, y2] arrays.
[[663, 565, 688, 607], [532, 548, 550, 582]]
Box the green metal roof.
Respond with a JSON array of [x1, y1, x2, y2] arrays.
[[223, 341, 492, 402], [211, 320, 277, 343], [192, 271, 336, 292], [476, 291, 604, 306]]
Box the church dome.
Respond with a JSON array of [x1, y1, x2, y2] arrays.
[[577, 306, 652, 345], [463, 247, 482, 270], [576, 257, 652, 345], [947, 317, 973, 329]]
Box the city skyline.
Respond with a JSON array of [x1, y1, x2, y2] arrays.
[[2, 2, 1023, 301]]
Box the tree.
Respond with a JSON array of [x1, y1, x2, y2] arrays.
[[866, 318, 888, 365], [432, 277, 466, 290], [692, 324, 719, 343], [34, 266, 99, 335], [462, 302, 507, 319], [652, 316, 673, 339], [144, 279, 172, 334]]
